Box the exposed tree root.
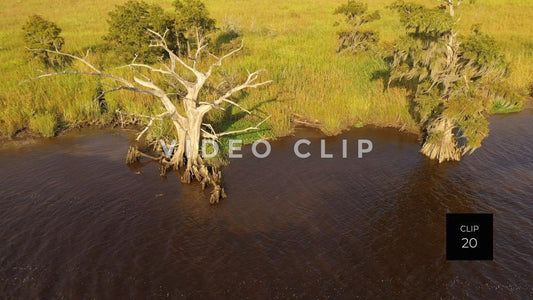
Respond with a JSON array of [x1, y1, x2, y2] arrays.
[[126, 145, 226, 204], [126, 146, 140, 164], [180, 157, 226, 204]]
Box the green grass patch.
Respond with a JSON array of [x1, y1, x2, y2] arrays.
[[491, 97, 523, 114], [0, 0, 532, 139], [29, 111, 57, 137]]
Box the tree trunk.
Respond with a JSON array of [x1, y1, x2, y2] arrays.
[[170, 121, 186, 169], [420, 116, 461, 163], [447, 1, 455, 17], [186, 111, 204, 167], [181, 111, 203, 183], [171, 104, 224, 204]]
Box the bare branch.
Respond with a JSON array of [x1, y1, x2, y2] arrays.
[[220, 98, 252, 114], [124, 63, 171, 75], [124, 62, 196, 91], [147, 29, 204, 79], [201, 115, 271, 139], [114, 110, 170, 141], [211, 69, 272, 108], [27, 47, 100, 72], [26, 48, 138, 88], [22, 71, 162, 99], [193, 43, 209, 69], [136, 118, 154, 141], [200, 130, 217, 140], [132, 110, 172, 142], [201, 122, 218, 138], [133, 76, 161, 90], [206, 40, 244, 77]]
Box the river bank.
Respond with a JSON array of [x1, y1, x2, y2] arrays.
[[2, 0, 532, 140]]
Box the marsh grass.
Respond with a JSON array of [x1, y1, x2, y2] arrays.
[[0, 0, 531, 139], [28, 111, 56, 137], [491, 96, 523, 114]]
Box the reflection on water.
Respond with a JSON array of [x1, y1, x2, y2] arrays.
[[0, 111, 532, 298]]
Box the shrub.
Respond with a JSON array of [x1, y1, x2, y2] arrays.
[[29, 112, 57, 137], [104, 0, 175, 63], [22, 15, 69, 68], [333, 1, 380, 54], [174, 0, 217, 54], [0, 105, 30, 137]]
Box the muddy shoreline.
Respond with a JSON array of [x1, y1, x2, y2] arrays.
[[4, 98, 531, 152]]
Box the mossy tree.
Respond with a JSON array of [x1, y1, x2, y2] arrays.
[[388, 1, 508, 162], [333, 1, 380, 54]]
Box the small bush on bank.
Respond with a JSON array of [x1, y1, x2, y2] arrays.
[[22, 15, 70, 69], [29, 112, 57, 137]]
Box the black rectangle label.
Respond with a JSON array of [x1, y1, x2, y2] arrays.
[[446, 213, 493, 260]]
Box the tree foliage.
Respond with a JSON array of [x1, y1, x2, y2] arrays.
[[334, 1, 380, 53], [388, 1, 508, 161], [104, 0, 175, 63], [174, 0, 216, 36], [22, 15, 69, 68], [103, 0, 219, 63], [173, 0, 217, 56]]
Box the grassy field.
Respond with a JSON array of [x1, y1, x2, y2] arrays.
[[0, 0, 532, 139]]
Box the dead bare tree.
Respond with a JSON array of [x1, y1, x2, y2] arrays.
[[27, 29, 272, 203]]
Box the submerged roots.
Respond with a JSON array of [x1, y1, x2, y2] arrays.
[[420, 139, 462, 163], [126, 146, 140, 164], [126, 145, 226, 204], [181, 162, 226, 204]]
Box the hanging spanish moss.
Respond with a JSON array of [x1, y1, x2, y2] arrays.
[[387, 0, 514, 162]]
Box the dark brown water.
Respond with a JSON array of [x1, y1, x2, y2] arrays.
[[1, 111, 532, 299]]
